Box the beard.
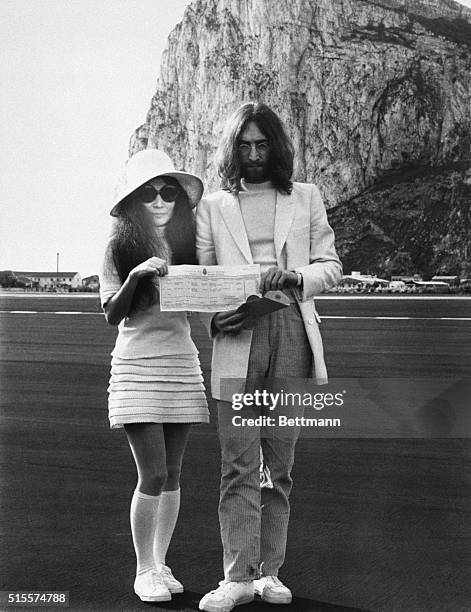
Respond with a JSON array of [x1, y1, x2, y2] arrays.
[[241, 160, 270, 183]]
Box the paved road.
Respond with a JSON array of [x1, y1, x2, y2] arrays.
[[1, 292, 471, 317], [0, 296, 470, 611]]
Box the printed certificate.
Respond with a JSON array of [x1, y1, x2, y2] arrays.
[[159, 264, 260, 312]]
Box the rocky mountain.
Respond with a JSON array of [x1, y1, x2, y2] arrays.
[[130, 0, 471, 277]]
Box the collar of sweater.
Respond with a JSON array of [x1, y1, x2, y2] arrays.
[[240, 178, 274, 192]]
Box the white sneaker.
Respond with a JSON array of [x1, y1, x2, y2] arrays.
[[134, 569, 172, 602], [254, 575, 292, 604], [199, 580, 254, 612], [156, 563, 184, 593]]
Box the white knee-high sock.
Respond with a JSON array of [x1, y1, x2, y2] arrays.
[[130, 489, 160, 575], [154, 488, 180, 564]]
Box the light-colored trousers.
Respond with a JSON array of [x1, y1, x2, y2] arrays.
[[217, 304, 312, 581]]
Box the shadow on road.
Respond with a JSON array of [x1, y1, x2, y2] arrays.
[[142, 591, 369, 612]]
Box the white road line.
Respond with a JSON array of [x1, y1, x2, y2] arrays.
[[2, 311, 102, 315], [2, 294, 471, 300], [53, 311, 100, 314], [2, 311, 470, 321], [316, 296, 471, 300], [320, 316, 471, 321], [8, 310, 39, 313], [53, 311, 103, 315]]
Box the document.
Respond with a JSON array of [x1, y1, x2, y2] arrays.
[[159, 264, 260, 312]]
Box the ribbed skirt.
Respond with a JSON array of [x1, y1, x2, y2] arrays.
[[107, 353, 209, 429]]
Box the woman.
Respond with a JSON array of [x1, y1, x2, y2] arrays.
[[99, 149, 209, 602]]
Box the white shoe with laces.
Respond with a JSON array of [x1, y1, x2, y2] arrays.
[[156, 563, 184, 593], [134, 569, 172, 602], [254, 575, 292, 604], [199, 580, 254, 612]]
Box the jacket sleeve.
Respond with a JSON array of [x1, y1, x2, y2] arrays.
[[195, 196, 218, 337], [294, 184, 342, 300]]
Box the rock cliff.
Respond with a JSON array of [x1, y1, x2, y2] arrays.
[[131, 0, 471, 277]]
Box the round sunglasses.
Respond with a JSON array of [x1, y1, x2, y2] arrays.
[[138, 183, 179, 203]]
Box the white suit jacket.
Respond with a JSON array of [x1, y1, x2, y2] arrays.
[[196, 182, 342, 400]]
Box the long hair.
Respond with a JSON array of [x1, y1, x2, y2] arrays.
[[110, 176, 196, 313], [216, 102, 294, 194]]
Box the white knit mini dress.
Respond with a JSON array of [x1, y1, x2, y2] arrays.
[[100, 245, 209, 429]]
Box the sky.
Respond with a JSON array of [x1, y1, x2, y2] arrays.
[[1, 0, 471, 279], [1, 0, 191, 278]]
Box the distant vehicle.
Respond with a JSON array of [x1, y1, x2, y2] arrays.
[[413, 281, 450, 294], [389, 280, 407, 293]]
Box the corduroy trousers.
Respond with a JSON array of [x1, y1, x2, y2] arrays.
[[217, 303, 312, 581]]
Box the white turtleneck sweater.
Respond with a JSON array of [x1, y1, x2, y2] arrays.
[[238, 179, 277, 275]]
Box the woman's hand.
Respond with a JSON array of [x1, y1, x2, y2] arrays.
[[129, 257, 168, 281], [104, 257, 168, 326]]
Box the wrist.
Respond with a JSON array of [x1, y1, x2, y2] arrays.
[[211, 314, 221, 336], [291, 271, 303, 287], [127, 271, 140, 285]]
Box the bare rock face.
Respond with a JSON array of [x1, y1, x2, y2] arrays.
[[131, 0, 471, 276]]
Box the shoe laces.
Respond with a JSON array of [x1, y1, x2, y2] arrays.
[[151, 570, 166, 586], [158, 565, 173, 578], [264, 576, 283, 588], [137, 569, 165, 588], [215, 580, 251, 594]]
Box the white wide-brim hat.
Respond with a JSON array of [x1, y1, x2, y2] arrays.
[[110, 148, 204, 216]]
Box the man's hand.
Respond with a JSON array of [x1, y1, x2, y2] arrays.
[[260, 267, 298, 293], [212, 309, 249, 335]]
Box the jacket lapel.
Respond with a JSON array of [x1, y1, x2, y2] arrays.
[[220, 192, 253, 263], [274, 190, 295, 262]]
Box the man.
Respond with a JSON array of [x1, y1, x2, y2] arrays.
[[197, 102, 342, 612]]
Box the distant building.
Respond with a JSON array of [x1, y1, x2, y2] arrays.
[[391, 275, 422, 283], [82, 275, 99, 291], [342, 273, 389, 286], [431, 275, 460, 287], [13, 271, 82, 290]]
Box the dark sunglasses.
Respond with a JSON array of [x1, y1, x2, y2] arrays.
[[138, 183, 179, 203]]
